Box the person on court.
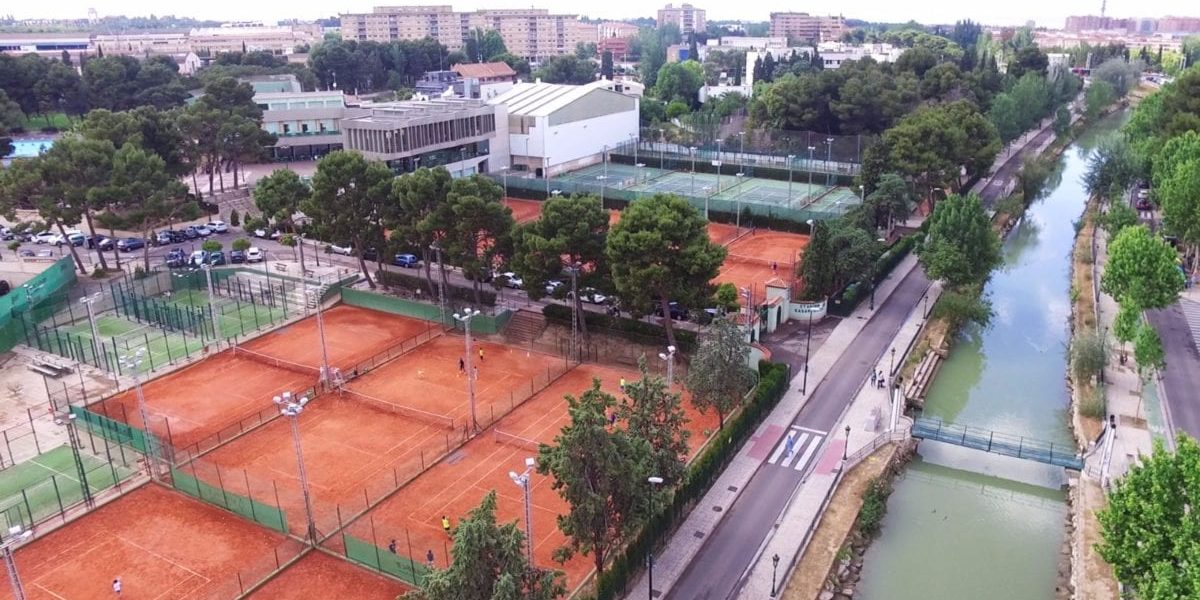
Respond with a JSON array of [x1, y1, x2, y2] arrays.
[[478, 347, 484, 362], [458, 357, 465, 374], [442, 515, 452, 536], [112, 578, 122, 597], [388, 539, 397, 554], [426, 549, 435, 568]]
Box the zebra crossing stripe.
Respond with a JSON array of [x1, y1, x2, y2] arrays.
[[779, 433, 811, 468], [793, 435, 822, 472], [767, 435, 789, 465]]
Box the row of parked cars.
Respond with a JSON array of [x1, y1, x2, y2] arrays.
[[4, 220, 232, 253], [166, 247, 263, 269]]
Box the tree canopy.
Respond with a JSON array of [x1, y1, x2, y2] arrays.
[[303, 150, 393, 287], [1101, 225, 1184, 310], [917, 193, 1001, 288], [685, 317, 755, 429], [534, 56, 596, 85]]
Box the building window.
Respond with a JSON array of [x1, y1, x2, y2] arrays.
[[282, 124, 291, 135]]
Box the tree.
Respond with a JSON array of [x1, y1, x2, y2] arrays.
[[537, 381, 652, 575], [442, 176, 514, 304], [685, 318, 755, 429], [232, 238, 251, 252], [1083, 134, 1138, 198], [1153, 132, 1200, 259], [884, 101, 999, 199], [389, 167, 454, 296], [713, 282, 740, 314], [1017, 155, 1054, 203], [620, 360, 691, 484], [1093, 57, 1142, 97], [303, 151, 393, 288], [511, 194, 609, 340], [1086, 80, 1117, 120], [917, 193, 1001, 288], [866, 173, 914, 231], [930, 286, 994, 331], [1112, 300, 1141, 360], [407, 491, 566, 600], [254, 169, 310, 232], [1097, 436, 1200, 599], [606, 194, 726, 347], [575, 42, 598, 61], [201, 239, 223, 253], [1100, 201, 1139, 236], [1133, 323, 1166, 380], [534, 56, 596, 85], [1101, 225, 1184, 310], [1007, 45, 1048, 79], [101, 143, 197, 271], [1054, 106, 1072, 136]]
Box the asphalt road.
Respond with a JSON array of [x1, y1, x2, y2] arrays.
[[1145, 306, 1200, 439], [667, 266, 931, 600]]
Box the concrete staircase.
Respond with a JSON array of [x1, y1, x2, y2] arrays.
[[504, 310, 547, 344]]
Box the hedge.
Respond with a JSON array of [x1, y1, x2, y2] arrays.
[[376, 267, 497, 307], [542, 304, 697, 352], [593, 360, 791, 599], [828, 232, 919, 317]]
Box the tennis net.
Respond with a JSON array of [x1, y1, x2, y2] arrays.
[[725, 252, 795, 270], [232, 347, 322, 379], [340, 388, 456, 430], [492, 429, 541, 452]]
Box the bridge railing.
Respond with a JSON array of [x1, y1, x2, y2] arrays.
[[845, 430, 909, 470], [912, 417, 1083, 470]]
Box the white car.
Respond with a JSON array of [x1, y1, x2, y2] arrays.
[[32, 231, 57, 244], [207, 220, 229, 234], [246, 247, 264, 263], [194, 225, 212, 237], [544, 280, 564, 295], [329, 243, 353, 256], [501, 272, 523, 289], [52, 231, 85, 246], [571, 288, 609, 304]]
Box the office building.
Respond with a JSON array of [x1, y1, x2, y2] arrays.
[[339, 6, 597, 63], [813, 42, 904, 70], [769, 12, 847, 43], [340, 98, 508, 176], [490, 80, 638, 178], [0, 33, 91, 60], [657, 4, 706, 37]]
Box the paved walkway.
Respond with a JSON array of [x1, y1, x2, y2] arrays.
[[622, 252, 936, 599]]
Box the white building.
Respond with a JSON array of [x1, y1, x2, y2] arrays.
[[341, 98, 508, 177], [815, 42, 904, 69], [490, 81, 639, 178]]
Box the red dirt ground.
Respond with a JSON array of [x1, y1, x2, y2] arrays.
[[247, 551, 408, 600], [345, 335, 569, 431], [507, 198, 544, 224], [94, 350, 316, 449], [7, 484, 295, 600], [716, 229, 810, 297], [335, 364, 719, 591], [707, 222, 742, 246], [242, 304, 436, 371]]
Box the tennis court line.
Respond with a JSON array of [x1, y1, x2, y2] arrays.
[[28, 451, 82, 485], [119, 533, 209, 581]]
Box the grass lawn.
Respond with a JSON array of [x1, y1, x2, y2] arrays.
[[18, 112, 72, 130]]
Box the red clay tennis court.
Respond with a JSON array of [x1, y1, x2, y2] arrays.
[[9, 484, 296, 600], [507, 198, 544, 224], [192, 390, 462, 539], [93, 350, 317, 449], [345, 335, 569, 431], [337, 363, 720, 590], [716, 229, 810, 297], [248, 551, 408, 600], [242, 304, 436, 371]]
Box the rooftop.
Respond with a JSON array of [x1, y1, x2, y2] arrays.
[[490, 80, 621, 117], [344, 98, 491, 125], [451, 61, 517, 79]]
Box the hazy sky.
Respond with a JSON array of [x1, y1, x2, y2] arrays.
[[12, 0, 1199, 28]]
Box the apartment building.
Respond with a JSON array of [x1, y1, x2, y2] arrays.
[[656, 4, 706, 37], [189, 25, 316, 55], [597, 21, 640, 40], [340, 98, 508, 176], [339, 5, 597, 63], [769, 12, 847, 43]]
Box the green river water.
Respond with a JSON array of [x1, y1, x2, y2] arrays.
[[856, 110, 1130, 600]]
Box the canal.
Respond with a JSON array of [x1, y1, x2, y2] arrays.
[[856, 109, 1130, 600]]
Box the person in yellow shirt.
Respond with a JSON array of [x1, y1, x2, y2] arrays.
[[442, 515, 452, 536]]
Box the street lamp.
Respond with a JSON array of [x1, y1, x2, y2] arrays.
[[79, 292, 103, 365], [806, 145, 816, 191], [508, 456, 537, 566], [657, 345, 677, 387], [786, 154, 795, 204], [737, 131, 745, 166], [771, 553, 781, 597], [646, 476, 664, 599], [120, 349, 161, 480], [453, 308, 482, 435], [824, 137, 835, 186], [842, 425, 851, 462], [802, 304, 813, 395], [889, 347, 896, 375], [55, 413, 93, 508], [1, 525, 33, 600], [274, 392, 318, 545]]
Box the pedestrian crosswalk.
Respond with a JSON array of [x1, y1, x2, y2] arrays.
[[1180, 299, 1200, 353], [766, 426, 826, 473]]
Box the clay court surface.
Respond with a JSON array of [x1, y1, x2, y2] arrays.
[[248, 551, 408, 600], [9, 484, 294, 600], [242, 305, 435, 371], [507, 198, 544, 224], [717, 229, 810, 296], [94, 350, 316, 449], [195, 390, 462, 538], [346, 335, 569, 430], [338, 364, 719, 589]]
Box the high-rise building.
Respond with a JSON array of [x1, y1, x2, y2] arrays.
[[656, 4, 706, 37], [339, 5, 597, 63], [768, 12, 847, 43], [1157, 16, 1200, 34]]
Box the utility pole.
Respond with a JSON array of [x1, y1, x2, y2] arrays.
[[430, 242, 448, 327], [508, 457, 537, 566], [454, 308, 482, 435]]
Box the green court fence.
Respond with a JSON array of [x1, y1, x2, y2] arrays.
[[340, 287, 513, 335], [170, 466, 288, 533], [69, 405, 167, 460], [0, 256, 77, 352], [0, 445, 140, 533], [343, 527, 431, 586]]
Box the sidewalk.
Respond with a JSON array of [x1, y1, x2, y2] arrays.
[[622, 252, 932, 599]]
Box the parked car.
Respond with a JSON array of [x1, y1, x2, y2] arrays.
[[17, 248, 35, 257], [154, 231, 177, 246], [117, 238, 145, 252], [0, 226, 12, 240], [329, 243, 353, 256], [500, 272, 523, 289], [88, 235, 114, 250], [207, 220, 229, 234], [52, 231, 85, 246], [363, 247, 379, 262], [1136, 189, 1150, 200], [393, 253, 420, 268], [182, 226, 201, 240], [246, 247, 264, 263], [194, 225, 212, 237], [165, 249, 187, 268], [653, 301, 689, 321], [544, 280, 565, 296], [1136, 197, 1152, 211], [31, 231, 56, 244], [207, 251, 226, 266], [190, 250, 207, 267], [230, 250, 246, 264], [570, 287, 608, 304], [254, 228, 282, 240]]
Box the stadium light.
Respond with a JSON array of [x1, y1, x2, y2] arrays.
[[453, 308, 483, 435], [54, 413, 93, 509], [274, 392, 318, 545], [508, 456, 537, 566], [429, 242, 448, 326], [120, 349, 162, 480], [735, 173, 746, 229], [688, 146, 698, 198], [825, 137, 835, 186], [1, 525, 34, 600], [79, 292, 103, 367], [657, 345, 677, 387]]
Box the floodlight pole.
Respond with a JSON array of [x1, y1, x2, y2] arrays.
[[453, 308, 482, 435], [716, 139, 724, 195], [786, 154, 795, 203], [1, 526, 33, 600], [430, 242, 448, 327], [275, 392, 318, 545], [80, 293, 103, 365], [508, 457, 537, 566], [689, 146, 698, 199], [825, 137, 834, 186], [807, 145, 815, 190], [123, 349, 161, 480], [57, 414, 93, 508], [201, 264, 219, 341], [735, 173, 745, 229], [568, 262, 581, 363], [314, 284, 331, 382], [658, 345, 677, 387]]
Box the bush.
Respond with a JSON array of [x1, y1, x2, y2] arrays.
[[1071, 328, 1108, 384], [201, 240, 223, 253], [541, 304, 697, 352], [930, 287, 994, 333], [243, 216, 266, 232], [231, 238, 251, 252], [1080, 383, 1107, 419], [229, 209, 241, 227], [376, 267, 497, 307], [857, 477, 893, 537]]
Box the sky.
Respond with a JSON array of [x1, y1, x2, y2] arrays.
[[10, 0, 1199, 28]]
